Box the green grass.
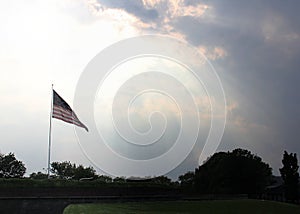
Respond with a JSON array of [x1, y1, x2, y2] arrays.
[[64, 200, 300, 214]]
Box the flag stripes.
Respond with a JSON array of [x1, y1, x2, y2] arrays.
[[52, 90, 88, 132], [52, 106, 85, 127]]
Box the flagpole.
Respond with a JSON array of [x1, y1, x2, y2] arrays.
[[47, 84, 53, 178]]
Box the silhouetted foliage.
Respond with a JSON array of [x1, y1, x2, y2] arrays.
[[151, 176, 172, 185], [194, 148, 272, 194], [0, 153, 26, 178], [29, 171, 48, 179], [74, 165, 96, 180], [113, 176, 126, 183], [50, 161, 96, 180], [51, 161, 74, 179], [179, 171, 194, 187], [96, 175, 113, 183], [280, 151, 299, 202]]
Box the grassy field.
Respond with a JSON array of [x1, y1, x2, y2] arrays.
[[64, 199, 300, 214]]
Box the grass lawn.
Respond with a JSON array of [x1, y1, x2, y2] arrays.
[[64, 199, 300, 214]]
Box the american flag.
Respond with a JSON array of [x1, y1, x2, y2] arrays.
[[52, 90, 88, 132]]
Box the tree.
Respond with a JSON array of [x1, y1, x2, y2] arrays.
[[279, 151, 299, 202], [29, 171, 48, 179], [179, 171, 194, 187], [113, 177, 126, 183], [179, 171, 195, 192], [73, 165, 96, 180], [0, 153, 26, 178], [51, 161, 75, 179], [50, 161, 96, 180], [97, 175, 113, 183], [151, 176, 172, 185], [194, 152, 230, 193], [194, 148, 272, 194]]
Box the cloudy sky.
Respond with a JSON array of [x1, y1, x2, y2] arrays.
[[0, 0, 299, 178]]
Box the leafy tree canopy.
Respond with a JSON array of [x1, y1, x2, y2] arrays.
[[0, 152, 26, 178], [50, 161, 96, 180], [29, 171, 48, 179], [194, 148, 272, 194], [151, 176, 172, 185], [179, 171, 194, 187], [280, 151, 299, 202]]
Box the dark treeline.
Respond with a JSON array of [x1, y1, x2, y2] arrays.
[[0, 148, 299, 202], [180, 148, 272, 194]]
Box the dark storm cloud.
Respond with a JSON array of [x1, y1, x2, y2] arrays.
[[90, 0, 300, 174], [171, 0, 300, 169], [97, 0, 159, 22], [87, 0, 300, 175]]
